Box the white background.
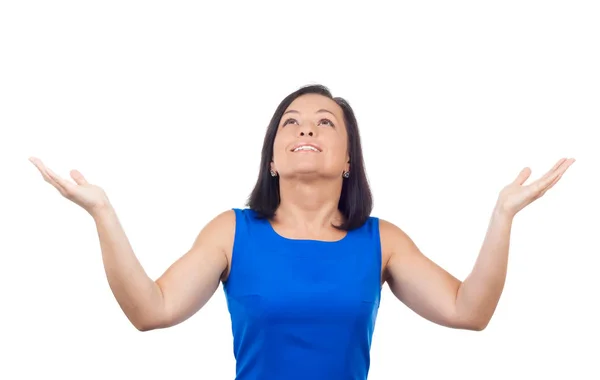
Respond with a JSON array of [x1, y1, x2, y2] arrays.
[[2, 1, 599, 379]]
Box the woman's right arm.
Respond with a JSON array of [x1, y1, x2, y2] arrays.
[[93, 206, 233, 331], [29, 157, 233, 332]]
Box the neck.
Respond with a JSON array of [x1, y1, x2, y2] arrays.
[[275, 178, 343, 229]]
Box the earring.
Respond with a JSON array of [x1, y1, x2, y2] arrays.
[[343, 171, 350, 178], [270, 170, 278, 177]]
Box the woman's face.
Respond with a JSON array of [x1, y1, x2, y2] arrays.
[[271, 94, 350, 180]]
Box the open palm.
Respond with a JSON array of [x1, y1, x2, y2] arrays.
[[497, 157, 575, 217], [29, 157, 110, 215]]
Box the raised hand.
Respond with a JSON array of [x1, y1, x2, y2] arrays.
[[29, 156, 111, 216], [496, 157, 575, 218]]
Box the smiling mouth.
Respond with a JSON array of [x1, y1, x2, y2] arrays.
[[292, 145, 321, 152]]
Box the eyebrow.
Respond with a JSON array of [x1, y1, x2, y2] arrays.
[[283, 109, 335, 116]]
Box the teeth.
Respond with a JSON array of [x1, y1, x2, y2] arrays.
[[294, 146, 319, 152]]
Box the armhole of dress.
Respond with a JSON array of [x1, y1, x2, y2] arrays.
[[372, 217, 383, 289], [224, 208, 245, 288]]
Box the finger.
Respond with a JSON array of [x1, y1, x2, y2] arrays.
[[535, 174, 562, 200], [554, 158, 575, 178], [548, 158, 568, 174], [70, 169, 89, 186], [528, 158, 572, 193], [29, 157, 46, 175], [542, 158, 575, 191], [512, 167, 532, 186], [542, 157, 567, 178], [43, 168, 67, 194], [534, 158, 567, 184], [30, 158, 61, 188], [45, 167, 74, 194], [530, 158, 574, 194]]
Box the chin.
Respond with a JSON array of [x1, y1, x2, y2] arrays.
[[285, 161, 319, 172], [286, 169, 320, 178], [282, 167, 338, 180]]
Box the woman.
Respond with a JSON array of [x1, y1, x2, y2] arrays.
[[30, 84, 575, 379]]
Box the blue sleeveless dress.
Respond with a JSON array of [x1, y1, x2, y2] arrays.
[[223, 208, 382, 379]]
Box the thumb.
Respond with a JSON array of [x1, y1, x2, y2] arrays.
[[512, 167, 531, 186], [70, 169, 89, 185]]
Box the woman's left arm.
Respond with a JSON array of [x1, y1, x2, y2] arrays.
[[383, 157, 575, 331]]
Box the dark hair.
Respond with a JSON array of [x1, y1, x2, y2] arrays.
[[247, 84, 373, 231]]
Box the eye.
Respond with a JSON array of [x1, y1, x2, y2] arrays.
[[282, 118, 298, 126], [319, 118, 335, 127]]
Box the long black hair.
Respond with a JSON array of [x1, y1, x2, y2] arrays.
[[247, 84, 373, 231]]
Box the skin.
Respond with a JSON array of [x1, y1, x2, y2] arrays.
[[29, 93, 575, 332], [269, 93, 350, 242]]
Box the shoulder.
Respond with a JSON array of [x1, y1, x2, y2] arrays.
[[203, 208, 258, 232], [192, 209, 239, 282], [191, 209, 237, 255], [377, 218, 419, 254], [209, 208, 263, 242], [378, 218, 410, 246], [203, 209, 237, 234], [350, 216, 409, 244], [376, 218, 420, 276]]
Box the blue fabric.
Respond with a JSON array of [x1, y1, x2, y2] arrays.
[[223, 208, 382, 380]]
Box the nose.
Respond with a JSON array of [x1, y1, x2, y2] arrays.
[[298, 122, 317, 137]]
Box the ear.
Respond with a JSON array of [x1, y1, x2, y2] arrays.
[[270, 161, 277, 175], [345, 157, 350, 173]]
